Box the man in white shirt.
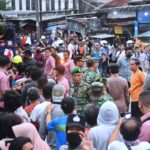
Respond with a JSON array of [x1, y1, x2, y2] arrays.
[[67, 38, 75, 59]]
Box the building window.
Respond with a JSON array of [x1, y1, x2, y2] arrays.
[[26, 0, 30, 10], [19, 0, 22, 10], [58, 0, 61, 10], [32, 0, 35, 10], [51, 0, 55, 11], [46, 0, 50, 11]]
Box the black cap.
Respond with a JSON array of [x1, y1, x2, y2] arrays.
[[61, 97, 75, 114], [66, 114, 86, 131]]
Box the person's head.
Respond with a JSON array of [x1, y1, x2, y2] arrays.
[[125, 47, 133, 59], [69, 38, 74, 44], [130, 58, 140, 72], [36, 46, 41, 53], [61, 97, 75, 114], [97, 101, 119, 125], [30, 66, 42, 81], [3, 90, 21, 112], [9, 137, 33, 150], [71, 67, 83, 84], [90, 82, 104, 98], [119, 44, 125, 51], [86, 59, 94, 68], [51, 47, 57, 55], [63, 51, 70, 61], [74, 56, 85, 67], [55, 64, 65, 80], [0, 56, 10, 70], [92, 57, 99, 70], [45, 47, 51, 58], [12, 56, 23, 66], [120, 117, 141, 141], [27, 87, 40, 103], [1, 113, 22, 139], [66, 114, 86, 149], [139, 91, 150, 114], [84, 104, 99, 127], [95, 43, 100, 50], [37, 76, 48, 90], [52, 84, 65, 104], [15, 63, 25, 74], [109, 63, 119, 74], [23, 50, 32, 61], [134, 45, 140, 53], [42, 83, 53, 101]]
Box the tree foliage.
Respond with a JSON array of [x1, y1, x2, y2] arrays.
[[0, 0, 11, 10]]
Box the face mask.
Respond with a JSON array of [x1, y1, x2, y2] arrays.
[[67, 132, 81, 149]]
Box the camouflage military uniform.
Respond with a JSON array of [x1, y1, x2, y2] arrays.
[[83, 69, 99, 84], [89, 92, 113, 108], [70, 81, 90, 114]]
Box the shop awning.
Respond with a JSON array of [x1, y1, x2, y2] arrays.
[[90, 34, 115, 39], [136, 31, 150, 38], [46, 25, 67, 31]]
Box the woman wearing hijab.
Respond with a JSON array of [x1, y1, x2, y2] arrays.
[[89, 101, 123, 150], [12, 123, 51, 150]]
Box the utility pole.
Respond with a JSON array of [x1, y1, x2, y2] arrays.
[[35, 0, 40, 41], [39, 0, 42, 36]]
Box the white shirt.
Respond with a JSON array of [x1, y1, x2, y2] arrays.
[[68, 43, 75, 58], [30, 101, 50, 123], [116, 50, 125, 60], [108, 141, 150, 150], [15, 106, 30, 122]]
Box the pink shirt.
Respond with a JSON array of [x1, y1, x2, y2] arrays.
[[0, 68, 10, 107], [139, 112, 150, 142], [44, 56, 55, 79], [63, 59, 75, 81], [58, 76, 70, 96]]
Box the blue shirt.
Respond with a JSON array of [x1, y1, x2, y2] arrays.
[[117, 56, 132, 82], [47, 115, 68, 150]]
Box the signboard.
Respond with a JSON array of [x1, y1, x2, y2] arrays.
[[67, 20, 84, 33], [114, 26, 123, 34]]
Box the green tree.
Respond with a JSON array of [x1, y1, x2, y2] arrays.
[[0, 0, 11, 10]]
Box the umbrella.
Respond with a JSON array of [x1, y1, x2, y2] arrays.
[[136, 31, 150, 38]]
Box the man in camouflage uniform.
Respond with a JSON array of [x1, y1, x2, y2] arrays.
[[89, 82, 113, 107], [83, 58, 100, 84], [70, 67, 90, 114]]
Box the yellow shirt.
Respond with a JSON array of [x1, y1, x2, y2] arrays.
[[129, 70, 146, 101]]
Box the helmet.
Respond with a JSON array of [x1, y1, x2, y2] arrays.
[[12, 55, 23, 64]]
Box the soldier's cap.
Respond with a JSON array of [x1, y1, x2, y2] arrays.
[[91, 82, 104, 91], [91, 57, 99, 62], [71, 67, 82, 74], [75, 55, 86, 62], [66, 114, 86, 131]]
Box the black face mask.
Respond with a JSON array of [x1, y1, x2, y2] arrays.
[[126, 53, 132, 58], [67, 132, 81, 149]]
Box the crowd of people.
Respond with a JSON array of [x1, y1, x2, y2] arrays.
[[0, 33, 150, 150]]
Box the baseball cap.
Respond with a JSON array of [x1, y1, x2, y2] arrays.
[[61, 97, 75, 114], [52, 84, 65, 103], [91, 82, 104, 92], [71, 67, 82, 74], [12, 55, 23, 64], [66, 114, 86, 131]]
